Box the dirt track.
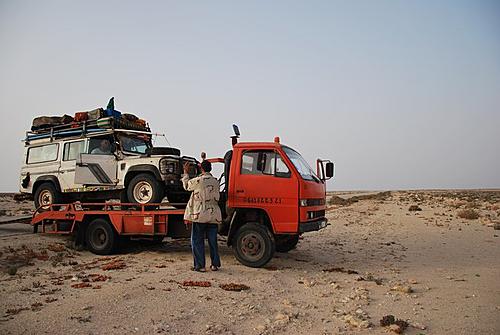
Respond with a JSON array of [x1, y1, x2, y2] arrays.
[[0, 191, 499, 334]]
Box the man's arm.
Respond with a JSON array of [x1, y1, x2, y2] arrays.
[[182, 162, 200, 191], [182, 174, 200, 191]]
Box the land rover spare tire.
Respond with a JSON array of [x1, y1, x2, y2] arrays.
[[232, 222, 275, 268], [146, 147, 181, 156], [126, 173, 163, 204], [34, 182, 62, 209]]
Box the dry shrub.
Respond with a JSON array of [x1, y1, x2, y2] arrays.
[[328, 191, 391, 206], [465, 202, 480, 209], [408, 205, 422, 211], [220, 283, 250, 291], [457, 209, 480, 220]]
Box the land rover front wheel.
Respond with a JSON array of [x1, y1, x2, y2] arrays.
[[127, 173, 163, 205], [34, 183, 62, 209], [232, 222, 275, 268]]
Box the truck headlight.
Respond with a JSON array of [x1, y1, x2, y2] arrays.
[[300, 199, 308, 207]]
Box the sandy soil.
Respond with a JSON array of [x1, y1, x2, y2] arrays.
[[0, 190, 499, 335]]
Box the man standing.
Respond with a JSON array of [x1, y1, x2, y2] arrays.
[[182, 160, 222, 272]]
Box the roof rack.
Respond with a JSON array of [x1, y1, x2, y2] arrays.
[[25, 117, 151, 143]]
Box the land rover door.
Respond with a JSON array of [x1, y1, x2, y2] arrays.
[[75, 136, 118, 187], [59, 139, 86, 192]]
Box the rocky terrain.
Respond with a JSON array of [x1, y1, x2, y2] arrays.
[[0, 190, 499, 334]]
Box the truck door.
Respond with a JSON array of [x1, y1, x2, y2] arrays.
[[232, 150, 299, 233], [75, 137, 118, 186]]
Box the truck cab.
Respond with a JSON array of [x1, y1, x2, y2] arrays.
[[215, 129, 333, 267]]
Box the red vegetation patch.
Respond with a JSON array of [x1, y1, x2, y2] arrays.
[[182, 280, 211, 287], [101, 260, 126, 271], [88, 274, 111, 282]]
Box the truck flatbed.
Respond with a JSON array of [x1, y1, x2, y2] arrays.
[[31, 202, 190, 254]]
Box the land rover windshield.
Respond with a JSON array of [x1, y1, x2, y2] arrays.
[[282, 146, 320, 182], [119, 135, 151, 154]]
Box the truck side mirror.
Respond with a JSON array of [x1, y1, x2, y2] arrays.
[[326, 162, 334, 178], [232, 124, 240, 137]]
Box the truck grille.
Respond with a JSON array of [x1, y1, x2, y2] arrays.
[[307, 210, 325, 220]]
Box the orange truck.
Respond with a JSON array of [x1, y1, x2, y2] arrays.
[[31, 125, 334, 267]]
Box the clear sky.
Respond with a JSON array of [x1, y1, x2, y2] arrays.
[[1, 0, 499, 192]]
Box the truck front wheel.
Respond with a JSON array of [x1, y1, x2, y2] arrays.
[[127, 173, 164, 205], [232, 222, 275, 268], [85, 218, 117, 255], [275, 234, 300, 253]]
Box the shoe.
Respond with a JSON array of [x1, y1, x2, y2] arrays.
[[191, 267, 206, 272], [210, 265, 219, 271]]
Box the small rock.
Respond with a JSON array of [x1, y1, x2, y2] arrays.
[[343, 315, 370, 328], [493, 223, 500, 230], [7, 266, 17, 275], [391, 285, 413, 294], [410, 322, 427, 330], [274, 312, 289, 324], [389, 324, 402, 333], [255, 325, 266, 332]]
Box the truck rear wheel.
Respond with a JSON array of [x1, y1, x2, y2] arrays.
[[34, 182, 62, 209], [85, 218, 117, 255], [232, 222, 275, 268], [275, 234, 300, 253], [127, 173, 163, 205]]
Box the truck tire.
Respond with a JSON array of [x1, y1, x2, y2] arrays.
[[275, 234, 300, 253], [85, 218, 117, 255], [126, 173, 164, 205], [34, 182, 62, 209], [232, 222, 275, 268]]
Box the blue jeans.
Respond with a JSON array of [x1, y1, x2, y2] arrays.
[[191, 223, 221, 269]]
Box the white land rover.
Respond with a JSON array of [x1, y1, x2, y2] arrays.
[[20, 120, 198, 209]]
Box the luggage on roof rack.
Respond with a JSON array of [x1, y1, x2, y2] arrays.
[[31, 115, 74, 131], [26, 116, 150, 142]]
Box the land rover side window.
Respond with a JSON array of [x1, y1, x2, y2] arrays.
[[27, 143, 59, 164], [88, 137, 114, 155], [63, 141, 85, 161], [241, 150, 290, 178]]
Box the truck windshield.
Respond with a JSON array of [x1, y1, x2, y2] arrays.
[[282, 147, 320, 182], [119, 135, 151, 154]]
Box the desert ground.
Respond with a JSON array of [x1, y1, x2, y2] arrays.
[[0, 190, 499, 335]]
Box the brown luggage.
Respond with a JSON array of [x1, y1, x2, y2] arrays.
[[87, 108, 104, 121], [74, 112, 88, 122]]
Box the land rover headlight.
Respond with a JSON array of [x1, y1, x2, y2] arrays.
[[159, 159, 177, 175]]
